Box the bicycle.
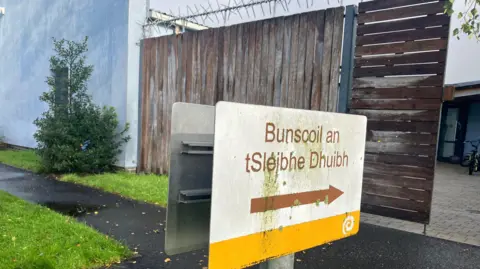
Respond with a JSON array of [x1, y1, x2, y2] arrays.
[[460, 138, 480, 175]]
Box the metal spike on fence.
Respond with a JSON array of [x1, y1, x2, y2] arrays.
[[145, 0, 344, 30]]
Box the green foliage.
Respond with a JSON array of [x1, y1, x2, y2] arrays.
[[34, 37, 130, 173], [445, 0, 480, 40]]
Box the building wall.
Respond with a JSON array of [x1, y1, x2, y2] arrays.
[[124, 0, 148, 169], [0, 0, 129, 165], [464, 102, 480, 154]]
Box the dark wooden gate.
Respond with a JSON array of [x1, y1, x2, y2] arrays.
[[139, 8, 345, 174], [351, 0, 450, 223]]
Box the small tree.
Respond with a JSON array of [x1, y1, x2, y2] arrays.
[[34, 37, 130, 173]]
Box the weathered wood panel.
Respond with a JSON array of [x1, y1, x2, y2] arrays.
[[354, 0, 450, 224], [350, 109, 440, 122], [367, 121, 439, 133], [365, 153, 435, 168], [358, 0, 442, 13], [357, 2, 445, 24], [139, 8, 345, 174], [353, 76, 444, 88], [355, 39, 448, 56], [354, 63, 445, 78], [362, 204, 429, 223], [366, 142, 436, 156], [363, 174, 433, 191], [357, 15, 450, 35], [351, 99, 441, 110], [356, 26, 449, 46], [352, 87, 443, 99], [355, 51, 447, 67], [366, 131, 437, 144]]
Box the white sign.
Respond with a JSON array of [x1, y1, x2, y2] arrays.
[[208, 102, 367, 269]]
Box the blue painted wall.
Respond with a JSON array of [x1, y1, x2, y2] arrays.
[[0, 0, 131, 165], [464, 102, 480, 154]]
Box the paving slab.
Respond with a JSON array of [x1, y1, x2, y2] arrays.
[[1, 163, 480, 269]]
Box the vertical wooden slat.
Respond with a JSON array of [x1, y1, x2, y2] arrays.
[[161, 37, 169, 174], [233, 24, 244, 103], [205, 29, 217, 105], [320, 8, 334, 111], [238, 23, 250, 104], [287, 15, 300, 108], [227, 26, 237, 102], [200, 31, 208, 104], [260, 20, 270, 106], [246, 22, 257, 104], [221, 27, 230, 102], [296, 13, 308, 109], [215, 28, 224, 103], [253, 21, 263, 104], [185, 32, 193, 103], [310, 10, 326, 110], [280, 17, 292, 107], [327, 7, 345, 112], [273, 18, 284, 107], [303, 13, 316, 110], [152, 38, 161, 174], [266, 19, 276, 106]]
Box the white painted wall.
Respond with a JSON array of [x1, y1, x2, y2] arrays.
[[0, 0, 130, 166]]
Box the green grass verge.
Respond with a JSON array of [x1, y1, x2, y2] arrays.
[[0, 191, 131, 269], [0, 150, 169, 206], [0, 150, 42, 173], [60, 173, 169, 206]]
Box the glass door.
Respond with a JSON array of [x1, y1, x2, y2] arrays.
[[438, 106, 462, 162]]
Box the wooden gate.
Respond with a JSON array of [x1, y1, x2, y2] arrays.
[[351, 0, 450, 223], [139, 8, 345, 174]]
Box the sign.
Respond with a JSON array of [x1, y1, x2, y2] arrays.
[[165, 103, 215, 255], [209, 102, 367, 269]]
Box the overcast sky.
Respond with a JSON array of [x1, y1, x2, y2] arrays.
[[150, 0, 368, 27]]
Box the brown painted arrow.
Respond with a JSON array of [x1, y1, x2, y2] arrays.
[[250, 185, 344, 214]]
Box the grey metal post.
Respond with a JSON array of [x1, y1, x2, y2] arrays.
[[338, 5, 357, 113], [258, 254, 295, 269]]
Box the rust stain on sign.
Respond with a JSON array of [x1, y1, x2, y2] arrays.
[[250, 186, 344, 213]]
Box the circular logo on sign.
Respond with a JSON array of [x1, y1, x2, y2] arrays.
[[342, 215, 355, 235]]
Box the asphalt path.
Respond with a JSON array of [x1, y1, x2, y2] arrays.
[[1, 163, 479, 269]]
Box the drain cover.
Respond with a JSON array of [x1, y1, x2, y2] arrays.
[[466, 209, 480, 215]]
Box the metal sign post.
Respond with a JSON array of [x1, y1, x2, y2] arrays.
[[259, 255, 295, 269]]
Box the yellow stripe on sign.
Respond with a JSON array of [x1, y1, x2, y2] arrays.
[[208, 211, 360, 269]]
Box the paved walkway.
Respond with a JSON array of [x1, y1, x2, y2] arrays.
[[1, 163, 480, 268], [362, 162, 480, 246]]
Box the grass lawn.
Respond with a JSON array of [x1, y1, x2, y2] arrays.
[[0, 191, 131, 269], [0, 150, 42, 173], [0, 150, 169, 205], [61, 173, 169, 206]]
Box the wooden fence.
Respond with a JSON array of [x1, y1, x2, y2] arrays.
[[351, 0, 450, 223], [139, 7, 345, 174]]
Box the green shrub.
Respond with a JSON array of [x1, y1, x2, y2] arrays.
[[34, 37, 130, 173]]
